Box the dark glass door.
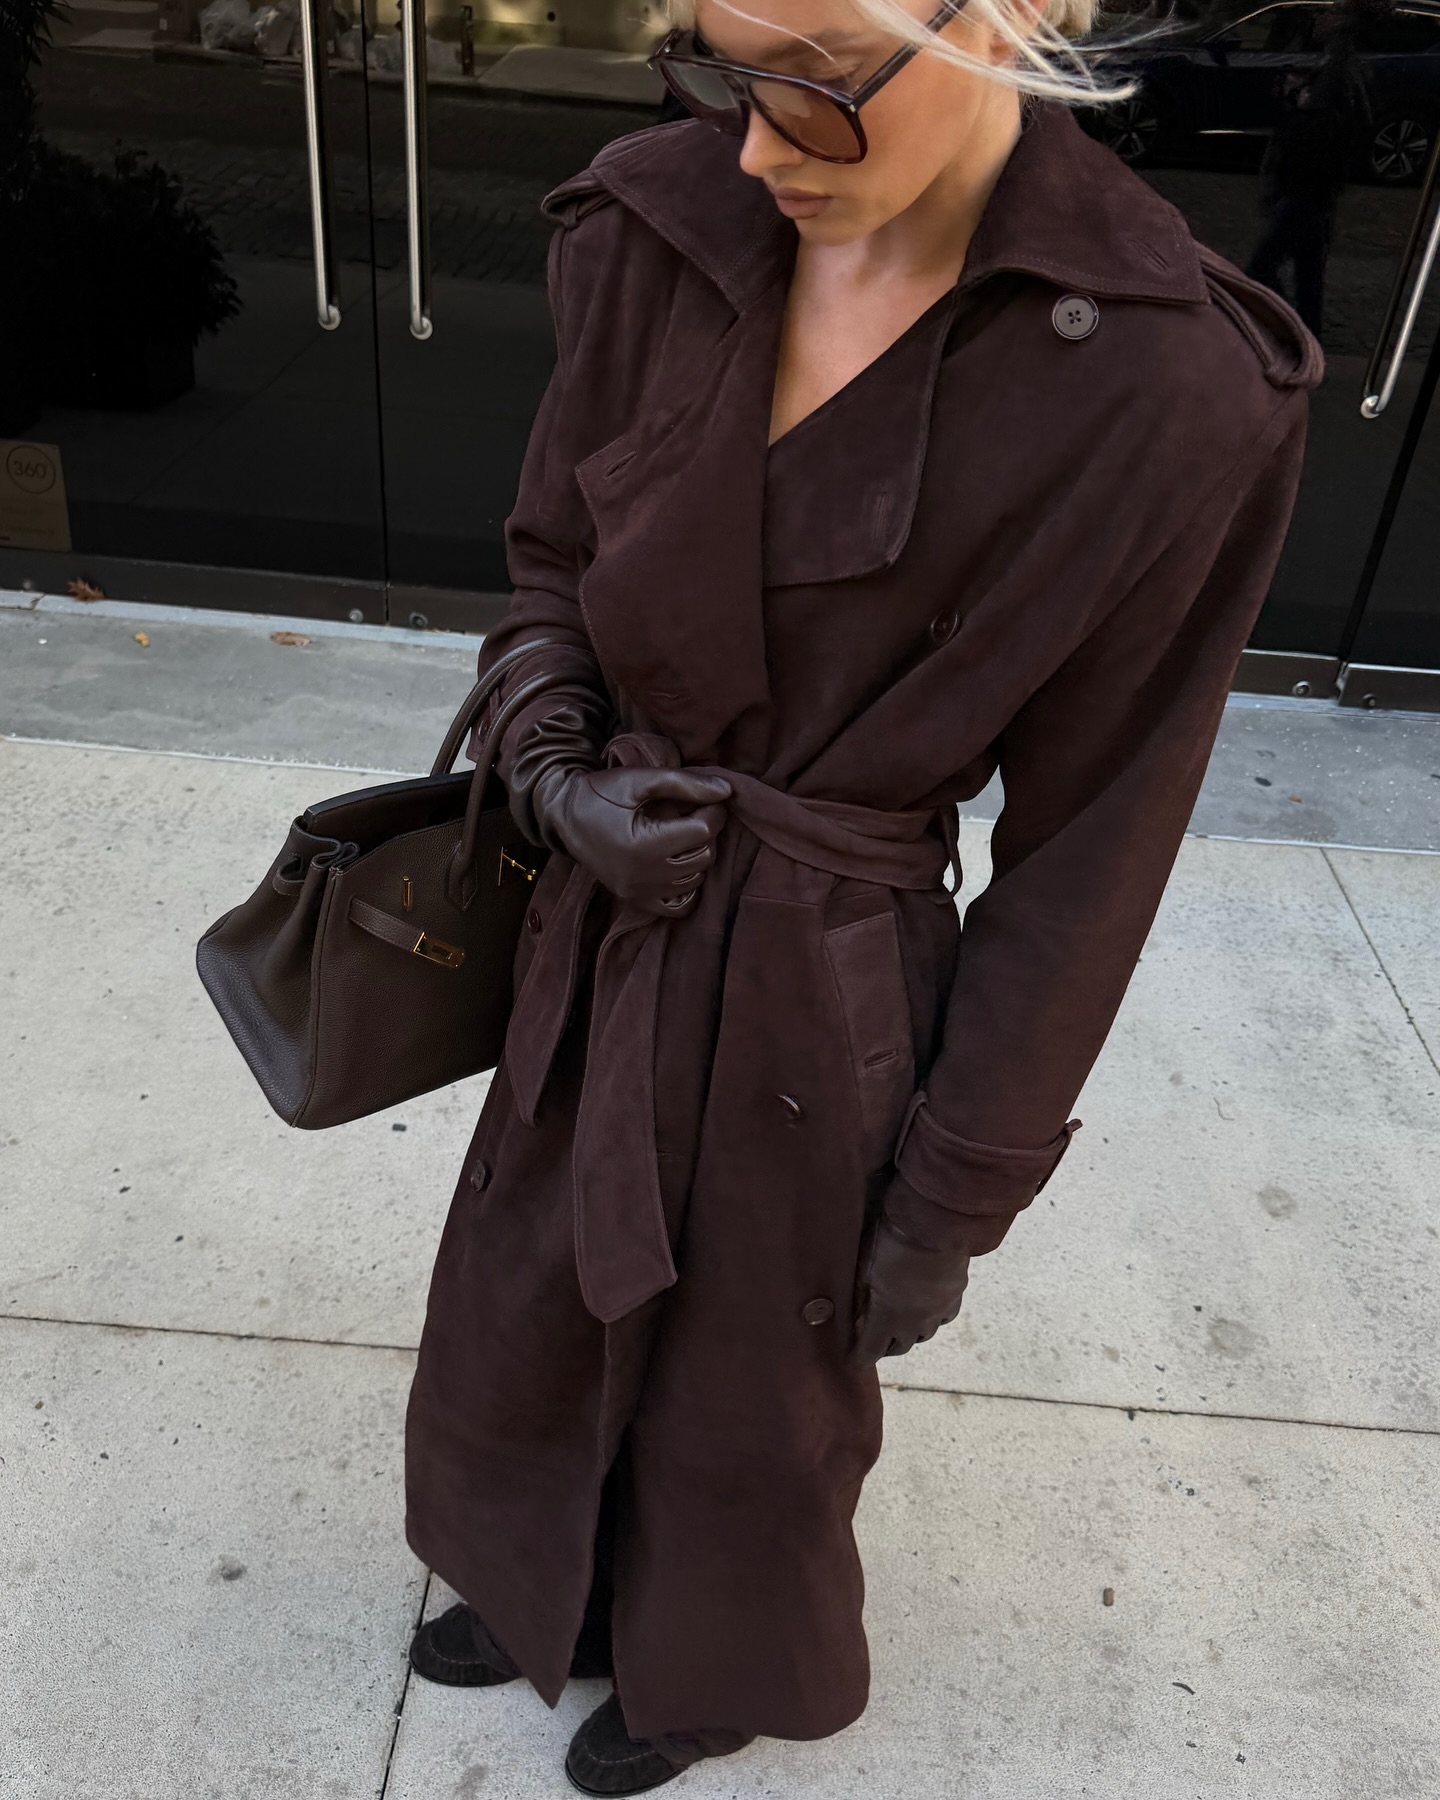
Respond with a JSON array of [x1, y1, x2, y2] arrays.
[[363, 0, 665, 630], [1, 0, 388, 619], [8, 0, 1440, 686], [1087, 0, 1440, 687]]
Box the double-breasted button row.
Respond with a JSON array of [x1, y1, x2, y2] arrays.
[[929, 609, 958, 645], [526, 909, 543, 935], [801, 1297, 835, 1326], [468, 1160, 491, 1192], [777, 1093, 804, 1123]]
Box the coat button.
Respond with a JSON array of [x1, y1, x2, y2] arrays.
[[469, 1160, 491, 1192], [778, 1093, 804, 1123], [1052, 294, 1099, 340], [929, 609, 958, 645], [526, 908, 543, 934], [802, 1298, 835, 1326]]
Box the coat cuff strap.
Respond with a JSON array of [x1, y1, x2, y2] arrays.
[[893, 1093, 1083, 1219]]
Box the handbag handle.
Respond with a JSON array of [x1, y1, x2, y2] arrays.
[[428, 634, 564, 779], [435, 637, 599, 910]]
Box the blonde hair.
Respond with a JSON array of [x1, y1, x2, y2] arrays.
[[665, 0, 1150, 109]]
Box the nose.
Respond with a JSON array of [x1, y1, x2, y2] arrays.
[[738, 106, 806, 182]]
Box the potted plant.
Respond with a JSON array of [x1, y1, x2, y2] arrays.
[[26, 143, 240, 409], [1, 0, 240, 416], [0, 0, 55, 432]]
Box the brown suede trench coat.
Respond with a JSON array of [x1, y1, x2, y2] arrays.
[[405, 97, 1322, 1745]]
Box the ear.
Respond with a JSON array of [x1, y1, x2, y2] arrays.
[[1007, 0, 1049, 25], [954, 0, 1047, 65]]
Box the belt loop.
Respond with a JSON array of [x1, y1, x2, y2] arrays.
[[1035, 1117, 1083, 1193], [939, 804, 961, 893], [894, 1089, 926, 1163]]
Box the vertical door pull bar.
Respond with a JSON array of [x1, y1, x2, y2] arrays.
[[403, 0, 434, 340], [299, 0, 341, 329], [1362, 132, 1440, 418]]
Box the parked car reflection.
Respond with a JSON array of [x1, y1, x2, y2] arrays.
[[1083, 0, 1440, 185]]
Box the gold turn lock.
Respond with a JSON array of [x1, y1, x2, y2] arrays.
[[499, 848, 539, 885], [411, 931, 465, 970]]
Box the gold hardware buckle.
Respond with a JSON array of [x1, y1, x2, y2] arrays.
[[499, 848, 539, 885], [412, 931, 465, 970]]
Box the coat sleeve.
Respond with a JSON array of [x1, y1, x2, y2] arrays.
[[467, 216, 613, 807], [887, 392, 1310, 1259]]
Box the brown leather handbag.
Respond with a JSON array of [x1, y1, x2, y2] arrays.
[[196, 639, 572, 1129]]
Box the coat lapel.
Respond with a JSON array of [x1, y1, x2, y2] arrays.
[[761, 285, 959, 590], [574, 271, 787, 763]]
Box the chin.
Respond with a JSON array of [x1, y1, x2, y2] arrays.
[[795, 207, 871, 247]]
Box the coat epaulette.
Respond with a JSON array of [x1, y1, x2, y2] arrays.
[[1196, 242, 1325, 393], [540, 168, 617, 231]]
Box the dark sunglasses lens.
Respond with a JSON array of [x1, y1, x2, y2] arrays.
[[660, 60, 748, 133], [751, 78, 863, 161]]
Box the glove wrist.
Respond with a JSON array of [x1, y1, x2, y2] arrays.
[[529, 763, 594, 860]]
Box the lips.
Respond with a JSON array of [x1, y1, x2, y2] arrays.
[[769, 187, 831, 219]]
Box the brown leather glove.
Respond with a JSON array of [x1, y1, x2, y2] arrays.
[[849, 1179, 972, 1366], [509, 707, 731, 919]]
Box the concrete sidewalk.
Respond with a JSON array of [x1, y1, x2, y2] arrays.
[[2, 604, 1438, 1798]]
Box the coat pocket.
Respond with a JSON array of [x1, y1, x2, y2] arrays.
[[822, 911, 916, 1176]]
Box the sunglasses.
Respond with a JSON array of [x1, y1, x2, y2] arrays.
[[650, 0, 966, 165]]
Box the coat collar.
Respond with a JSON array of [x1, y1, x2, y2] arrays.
[[565, 97, 1209, 313], [549, 99, 1214, 760]]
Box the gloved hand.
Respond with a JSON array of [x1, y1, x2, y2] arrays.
[[508, 705, 731, 919], [537, 764, 732, 917], [849, 1193, 971, 1366]]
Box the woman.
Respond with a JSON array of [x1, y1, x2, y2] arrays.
[[403, 0, 1322, 1789]]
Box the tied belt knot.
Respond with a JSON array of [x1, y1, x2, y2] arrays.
[[503, 731, 957, 1324]]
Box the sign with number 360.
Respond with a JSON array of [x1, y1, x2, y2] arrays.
[[0, 441, 73, 553]]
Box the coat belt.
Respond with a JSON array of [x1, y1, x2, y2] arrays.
[[503, 733, 955, 1324]]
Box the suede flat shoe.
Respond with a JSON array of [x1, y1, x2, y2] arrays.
[[565, 1694, 752, 1797], [408, 1603, 615, 1688], [564, 1695, 686, 1796], [408, 1603, 520, 1688]]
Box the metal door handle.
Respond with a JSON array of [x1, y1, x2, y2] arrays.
[[402, 0, 433, 340], [1362, 132, 1440, 418], [299, 0, 341, 330]]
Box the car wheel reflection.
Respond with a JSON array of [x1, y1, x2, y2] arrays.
[[1096, 90, 1167, 164], [1368, 111, 1434, 183]]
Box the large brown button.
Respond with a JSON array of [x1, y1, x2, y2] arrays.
[[929, 609, 958, 645], [526, 909, 543, 934], [468, 1160, 491, 1192], [777, 1093, 804, 1123], [802, 1298, 835, 1326]]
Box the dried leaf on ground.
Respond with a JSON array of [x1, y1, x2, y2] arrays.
[[270, 630, 312, 647], [67, 579, 105, 601], [133, 631, 150, 647]]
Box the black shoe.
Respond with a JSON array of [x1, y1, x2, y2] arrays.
[[409, 1602, 615, 1689], [408, 1603, 520, 1688], [564, 1694, 751, 1797], [565, 1695, 687, 1796]]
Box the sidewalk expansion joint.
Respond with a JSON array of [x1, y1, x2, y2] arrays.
[[0, 1309, 418, 1358], [882, 1378, 1440, 1439], [1321, 847, 1440, 1079], [379, 1571, 433, 1800], [4, 1310, 1433, 1440], [1, 733, 419, 780]]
